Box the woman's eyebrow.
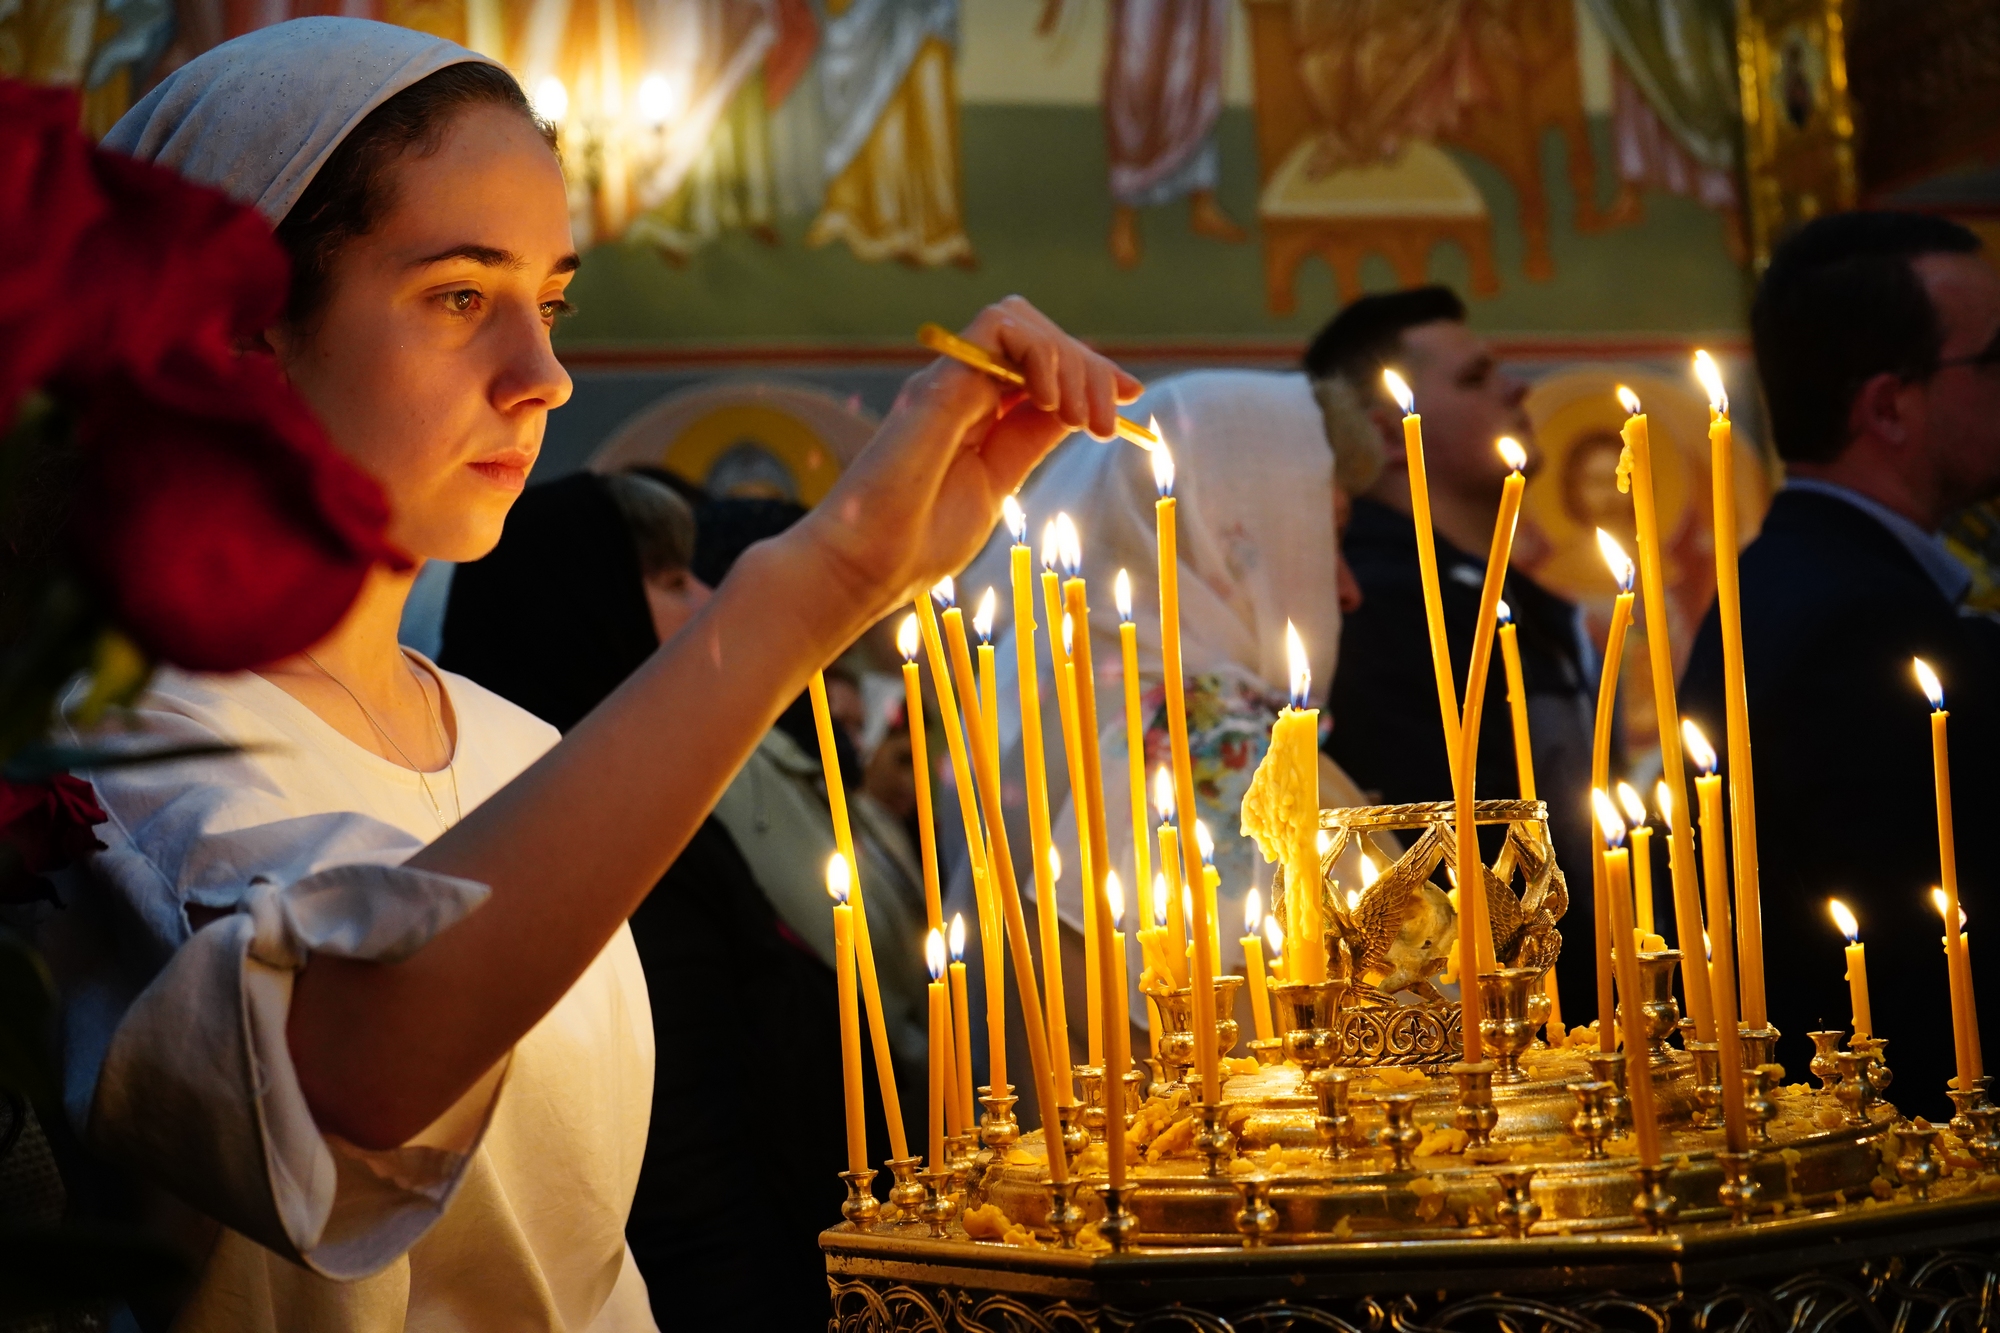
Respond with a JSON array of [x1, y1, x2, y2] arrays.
[[408, 245, 582, 277]]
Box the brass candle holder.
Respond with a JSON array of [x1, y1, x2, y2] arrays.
[[916, 1167, 958, 1238], [978, 1084, 1020, 1153], [1054, 1102, 1089, 1158], [1193, 1100, 1236, 1177], [1738, 1024, 1780, 1072], [1477, 969, 1541, 1084], [1629, 1163, 1679, 1233], [1961, 1104, 2000, 1168], [1743, 1065, 1777, 1147], [1688, 1041, 1724, 1127], [1850, 1036, 1891, 1097], [1947, 1087, 1980, 1139], [1119, 1068, 1147, 1126], [885, 1156, 927, 1221], [1808, 1031, 1845, 1091], [1567, 1081, 1614, 1160], [1586, 1050, 1629, 1132], [1234, 1176, 1279, 1248], [1154, 977, 1246, 1091], [1493, 1168, 1540, 1237], [1894, 1121, 1942, 1203], [1632, 950, 1683, 1066], [1378, 1092, 1422, 1172], [1073, 1065, 1105, 1144], [1452, 1060, 1498, 1149], [1833, 1052, 1877, 1126], [1272, 978, 1340, 1092], [838, 1167, 881, 1226], [1312, 1067, 1356, 1161], [1096, 1183, 1139, 1251], [946, 1130, 978, 1204], [1044, 1179, 1087, 1249], [1248, 1036, 1285, 1067], [1715, 1150, 1762, 1225]]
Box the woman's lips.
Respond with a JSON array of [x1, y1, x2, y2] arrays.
[[469, 455, 533, 491]]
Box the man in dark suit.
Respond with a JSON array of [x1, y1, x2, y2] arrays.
[[1317, 288, 1600, 1011], [1681, 213, 2000, 1112]]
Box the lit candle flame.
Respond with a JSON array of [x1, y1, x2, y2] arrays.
[[1041, 519, 1060, 572], [974, 587, 997, 643], [1002, 494, 1027, 545], [949, 912, 966, 961], [1497, 436, 1527, 472], [1062, 612, 1074, 656], [1107, 871, 1125, 930], [1596, 528, 1636, 594], [1591, 787, 1628, 849], [1616, 780, 1647, 828], [1829, 898, 1859, 943], [1347, 887, 1361, 911], [1655, 780, 1674, 830], [932, 574, 955, 609], [1681, 718, 1718, 775], [1245, 886, 1262, 935], [1151, 428, 1176, 497], [1359, 852, 1379, 889], [1153, 766, 1175, 823], [1195, 818, 1215, 864], [1915, 657, 1944, 710], [1264, 914, 1284, 958], [1115, 569, 1133, 623], [897, 613, 921, 663], [1497, 599, 1512, 626], [1056, 512, 1082, 576], [1693, 350, 1728, 416], [1932, 886, 1968, 930], [927, 927, 947, 981], [1285, 620, 1311, 710], [1616, 385, 1642, 416], [1383, 368, 1414, 415], [826, 852, 851, 905], [1048, 846, 1062, 884], [1153, 873, 1169, 927]]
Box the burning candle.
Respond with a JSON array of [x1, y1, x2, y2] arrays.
[[1383, 368, 1462, 777], [1451, 436, 1529, 1058], [1264, 914, 1287, 986], [810, 675, 908, 1161], [1828, 899, 1872, 1041], [1247, 622, 1327, 983], [1497, 600, 1536, 800], [941, 589, 1069, 1182], [829, 855, 867, 1173], [1931, 888, 1982, 1085], [1155, 767, 1187, 987], [1593, 791, 1661, 1166], [1590, 529, 1636, 1054], [1916, 658, 1980, 1088], [1062, 614, 1103, 1068], [1242, 887, 1275, 1041], [948, 914, 975, 1128], [1004, 498, 1072, 1097], [915, 581, 1005, 1096], [1155, 434, 1221, 1103], [1619, 386, 1714, 1041], [1696, 351, 1766, 1032], [927, 928, 948, 1170], [898, 616, 944, 935], [1115, 569, 1152, 933], [1616, 781, 1657, 943], [1101, 871, 1132, 1186], [975, 588, 999, 775], [1684, 719, 1747, 1152]]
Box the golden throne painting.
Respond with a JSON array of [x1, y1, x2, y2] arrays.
[[1242, 0, 1618, 313], [588, 381, 876, 504]]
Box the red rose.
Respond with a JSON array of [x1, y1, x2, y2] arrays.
[[0, 83, 108, 419], [0, 773, 107, 904]]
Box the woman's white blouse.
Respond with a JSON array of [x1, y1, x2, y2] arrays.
[[57, 664, 657, 1332]]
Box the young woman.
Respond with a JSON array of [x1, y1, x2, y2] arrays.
[[72, 16, 1138, 1330]]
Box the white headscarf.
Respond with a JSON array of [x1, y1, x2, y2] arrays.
[[950, 370, 1344, 977], [102, 17, 494, 223]]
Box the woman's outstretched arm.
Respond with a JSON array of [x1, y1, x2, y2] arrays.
[[289, 298, 1140, 1150]]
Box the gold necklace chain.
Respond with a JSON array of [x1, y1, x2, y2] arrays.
[[303, 650, 463, 832]]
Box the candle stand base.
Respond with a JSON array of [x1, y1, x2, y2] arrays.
[[1687, 1042, 1723, 1127], [1312, 1068, 1355, 1161], [1714, 1150, 1760, 1226], [1585, 1051, 1628, 1132], [1894, 1122, 1942, 1202], [1743, 1065, 1777, 1147], [978, 1086, 1020, 1154], [1073, 1066, 1105, 1144], [1492, 1168, 1539, 1237], [1096, 1185, 1139, 1252], [1834, 1053, 1877, 1126], [1234, 1176, 1278, 1248], [1044, 1179, 1087, 1250], [1477, 970, 1540, 1085], [1851, 1036, 1891, 1097], [1568, 1080, 1613, 1160], [1629, 1163, 1678, 1233], [1738, 1024, 1780, 1072], [1054, 1102, 1089, 1159], [838, 1168, 880, 1227], [1632, 950, 1682, 1067], [917, 1168, 958, 1238], [1193, 1101, 1236, 1178], [1379, 1092, 1422, 1172], [1808, 1030, 1845, 1091], [885, 1157, 927, 1222], [1450, 1061, 1498, 1149]]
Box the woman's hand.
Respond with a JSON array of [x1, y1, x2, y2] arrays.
[[792, 297, 1141, 619]]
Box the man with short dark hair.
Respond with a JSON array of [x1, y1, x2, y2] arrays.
[[1681, 212, 2000, 1107], [1318, 288, 1600, 1009]]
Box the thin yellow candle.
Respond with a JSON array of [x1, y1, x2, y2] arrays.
[[1063, 619, 1103, 1067], [1065, 571, 1125, 1104], [975, 588, 999, 761], [926, 928, 948, 1170], [1451, 437, 1528, 1058], [1047, 519, 1101, 1069], [1618, 387, 1714, 1041], [1590, 530, 1636, 1054], [1656, 779, 1689, 951], [1497, 600, 1536, 800], [829, 857, 867, 1174], [941, 594, 1071, 1183], [1916, 659, 1980, 1088], [1003, 499, 1072, 1099], [1696, 352, 1767, 1030], [1283, 622, 1327, 981], [1685, 720, 1748, 1152], [1156, 767, 1187, 987], [897, 617, 944, 935], [1617, 782, 1655, 940], [810, 674, 908, 1161], [1242, 887, 1275, 1041], [1154, 436, 1222, 1103], [1105, 872, 1135, 1187], [1828, 899, 1872, 1041], [948, 915, 976, 1128], [1383, 369, 1462, 778], [1933, 889, 1983, 1082], [1593, 791, 1662, 1166], [1114, 570, 1153, 929], [913, 585, 1004, 1095], [1264, 914, 1288, 988]]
